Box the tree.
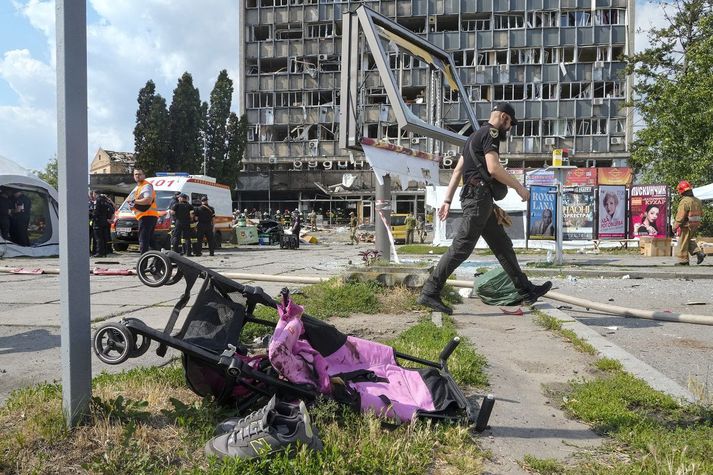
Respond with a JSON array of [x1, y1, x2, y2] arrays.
[[168, 72, 203, 173], [36, 156, 58, 189], [225, 112, 249, 190], [133, 81, 170, 175], [204, 70, 234, 181], [626, 0, 713, 190]]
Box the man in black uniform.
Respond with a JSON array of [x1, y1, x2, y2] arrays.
[[194, 196, 215, 256], [171, 193, 194, 255], [91, 191, 113, 257], [0, 187, 12, 241], [11, 190, 32, 246], [418, 103, 552, 314]]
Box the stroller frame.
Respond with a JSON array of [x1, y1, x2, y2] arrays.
[[92, 250, 493, 430]]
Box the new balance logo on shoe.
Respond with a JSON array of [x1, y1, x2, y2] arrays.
[[205, 399, 322, 460]]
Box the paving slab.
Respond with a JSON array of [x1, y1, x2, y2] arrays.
[[451, 300, 604, 473]]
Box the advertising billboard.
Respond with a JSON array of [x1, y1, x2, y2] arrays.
[[528, 185, 557, 240]]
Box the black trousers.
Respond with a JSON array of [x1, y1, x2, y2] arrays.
[[195, 225, 214, 255], [171, 222, 192, 255], [138, 215, 158, 254], [422, 183, 531, 296], [0, 218, 10, 240], [93, 224, 109, 256]]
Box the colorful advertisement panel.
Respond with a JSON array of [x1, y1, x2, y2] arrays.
[[597, 167, 633, 185], [564, 167, 598, 186], [525, 168, 557, 186], [562, 186, 595, 240], [598, 185, 627, 238], [629, 185, 669, 238], [528, 185, 557, 240]]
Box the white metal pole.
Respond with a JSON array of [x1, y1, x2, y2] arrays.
[[56, 0, 91, 427]]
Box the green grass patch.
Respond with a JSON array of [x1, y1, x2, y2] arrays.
[[0, 315, 490, 474], [522, 454, 567, 474], [595, 358, 623, 372], [397, 244, 449, 254], [292, 279, 382, 319], [387, 317, 488, 387], [559, 369, 713, 473], [533, 311, 596, 355]]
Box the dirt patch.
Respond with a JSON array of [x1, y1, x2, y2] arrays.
[[326, 312, 424, 342], [670, 338, 713, 350]]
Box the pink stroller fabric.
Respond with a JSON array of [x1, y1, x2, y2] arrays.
[[269, 299, 331, 393], [269, 298, 438, 422]]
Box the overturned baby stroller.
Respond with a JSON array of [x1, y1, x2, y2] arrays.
[[92, 251, 494, 428]]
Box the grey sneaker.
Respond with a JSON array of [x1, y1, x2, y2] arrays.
[[214, 395, 301, 435], [205, 401, 322, 459], [417, 293, 453, 315]]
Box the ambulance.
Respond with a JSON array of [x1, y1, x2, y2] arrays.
[[112, 173, 233, 251]]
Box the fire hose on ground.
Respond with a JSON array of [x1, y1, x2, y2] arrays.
[[2, 267, 712, 326]]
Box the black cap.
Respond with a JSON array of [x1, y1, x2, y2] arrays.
[[201, 196, 208, 202], [180, 193, 188, 199], [492, 103, 518, 126], [174, 191, 181, 196]]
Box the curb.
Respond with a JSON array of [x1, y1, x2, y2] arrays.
[[532, 302, 697, 404], [525, 268, 713, 280]]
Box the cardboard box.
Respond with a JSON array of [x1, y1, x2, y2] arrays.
[[639, 237, 672, 257], [697, 237, 713, 255]]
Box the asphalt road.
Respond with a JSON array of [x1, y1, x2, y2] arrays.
[[543, 276, 713, 399]]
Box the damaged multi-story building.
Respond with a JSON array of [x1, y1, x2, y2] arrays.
[[236, 0, 634, 222]]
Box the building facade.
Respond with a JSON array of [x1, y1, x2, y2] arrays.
[[239, 0, 634, 215]]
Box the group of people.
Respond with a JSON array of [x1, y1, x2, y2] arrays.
[[0, 187, 32, 246], [167, 191, 217, 257]]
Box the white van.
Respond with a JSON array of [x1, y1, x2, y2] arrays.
[[112, 174, 233, 251]]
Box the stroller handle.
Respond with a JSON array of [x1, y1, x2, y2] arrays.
[[280, 287, 290, 307]]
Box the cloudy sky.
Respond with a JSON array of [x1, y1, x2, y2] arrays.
[[1, 0, 665, 172]]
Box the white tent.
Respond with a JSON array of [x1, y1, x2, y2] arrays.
[[426, 186, 528, 247], [693, 183, 713, 201], [0, 155, 60, 257]]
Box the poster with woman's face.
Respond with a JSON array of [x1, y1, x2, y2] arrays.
[[629, 185, 668, 238], [598, 185, 626, 238]]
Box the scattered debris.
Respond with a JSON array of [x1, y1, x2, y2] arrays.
[[458, 288, 472, 299], [557, 305, 573, 310], [499, 307, 524, 316], [606, 326, 618, 331], [686, 301, 707, 306], [566, 275, 577, 282], [608, 298, 614, 302], [622, 274, 631, 279]]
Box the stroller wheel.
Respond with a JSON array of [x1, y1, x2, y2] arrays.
[[131, 331, 151, 358], [165, 267, 184, 286], [136, 251, 173, 287], [93, 323, 135, 364]]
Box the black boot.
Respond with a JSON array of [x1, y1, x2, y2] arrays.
[[519, 281, 553, 304], [697, 252, 706, 265], [417, 292, 453, 315]]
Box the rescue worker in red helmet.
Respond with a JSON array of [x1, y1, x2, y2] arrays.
[[673, 180, 706, 265]]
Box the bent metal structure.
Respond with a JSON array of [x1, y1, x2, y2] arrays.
[[0, 155, 60, 258]]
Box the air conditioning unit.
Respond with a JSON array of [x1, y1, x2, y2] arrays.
[[308, 140, 318, 149], [499, 64, 509, 72], [592, 98, 604, 105], [268, 155, 278, 164], [428, 16, 437, 24], [318, 54, 328, 61], [476, 65, 486, 72], [442, 157, 453, 167], [444, 150, 457, 158], [307, 160, 318, 168], [544, 137, 556, 145], [594, 61, 604, 69], [411, 138, 421, 145], [292, 160, 303, 169], [323, 160, 333, 170], [610, 137, 623, 145]]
